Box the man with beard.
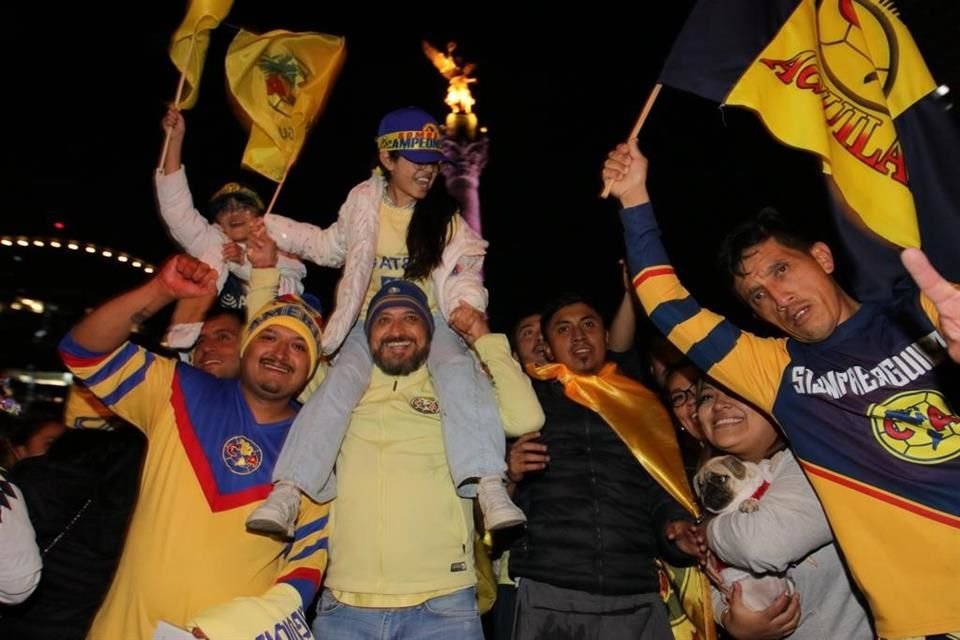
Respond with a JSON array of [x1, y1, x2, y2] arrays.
[[313, 280, 543, 640], [59, 255, 329, 639]]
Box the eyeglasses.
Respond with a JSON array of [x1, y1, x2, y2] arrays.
[[668, 383, 698, 408]]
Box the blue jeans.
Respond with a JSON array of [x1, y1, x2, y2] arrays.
[[273, 316, 507, 502], [312, 587, 483, 640]]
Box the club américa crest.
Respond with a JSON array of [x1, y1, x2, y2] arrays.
[[409, 396, 440, 415], [222, 435, 264, 475], [868, 389, 960, 464], [816, 0, 900, 113]]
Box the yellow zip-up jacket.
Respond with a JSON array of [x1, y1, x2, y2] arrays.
[[326, 333, 544, 607]]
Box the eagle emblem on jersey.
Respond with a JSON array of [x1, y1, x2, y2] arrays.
[[868, 389, 960, 464], [410, 396, 440, 415], [222, 435, 264, 475]]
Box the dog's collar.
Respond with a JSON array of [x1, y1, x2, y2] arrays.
[[751, 480, 771, 500]]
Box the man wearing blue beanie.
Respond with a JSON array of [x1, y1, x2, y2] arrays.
[[309, 280, 544, 638]]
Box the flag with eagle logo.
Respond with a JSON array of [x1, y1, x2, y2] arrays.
[[226, 29, 346, 182], [659, 0, 960, 297]]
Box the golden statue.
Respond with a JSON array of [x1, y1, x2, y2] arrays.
[[422, 40, 476, 115]]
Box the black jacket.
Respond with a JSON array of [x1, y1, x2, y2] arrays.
[[509, 355, 693, 596], [0, 427, 145, 640]]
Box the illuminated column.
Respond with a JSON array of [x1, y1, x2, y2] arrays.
[[441, 129, 488, 237], [423, 40, 488, 237]]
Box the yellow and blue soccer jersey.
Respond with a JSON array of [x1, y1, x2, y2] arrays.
[[59, 334, 329, 639], [622, 203, 960, 639]]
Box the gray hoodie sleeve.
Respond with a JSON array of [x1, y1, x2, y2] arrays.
[[706, 450, 833, 574]]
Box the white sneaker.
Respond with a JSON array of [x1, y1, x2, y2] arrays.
[[246, 482, 301, 538], [477, 475, 526, 531]]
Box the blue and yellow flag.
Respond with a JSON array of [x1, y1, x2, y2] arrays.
[[660, 0, 960, 293], [226, 29, 346, 182], [169, 0, 233, 109]]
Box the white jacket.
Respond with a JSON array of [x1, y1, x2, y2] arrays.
[[155, 166, 306, 296], [266, 173, 488, 355]]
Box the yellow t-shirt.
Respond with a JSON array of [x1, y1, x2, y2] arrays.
[[360, 200, 444, 317]]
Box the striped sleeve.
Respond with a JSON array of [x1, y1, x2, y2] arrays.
[[620, 204, 790, 414], [276, 498, 330, 608], [59, 333, 176, 435]]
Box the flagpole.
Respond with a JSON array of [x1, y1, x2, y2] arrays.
[[265, 161, 294, 216], [158, 33, 198, 171], [600, 83, 662, 199]]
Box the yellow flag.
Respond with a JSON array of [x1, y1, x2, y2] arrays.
[[169, 0, 233, 109], [226, 29, 346, 182], [725, 0, 935, 249], [527, 360, 716, 639]]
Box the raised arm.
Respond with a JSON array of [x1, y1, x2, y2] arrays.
[[603, 139, 790, 415], [902, 247, 960, 363], [155, 108, 227, 264], [245, 219, 281, 321], [264, 213, 347, 268], [61, 257, 215, 433], [609, 261, 637, 352], [436, 215, 489, 318], [70, 256, 216, 354], [449, 302, 544, 437], [161, 106, 185, 177]]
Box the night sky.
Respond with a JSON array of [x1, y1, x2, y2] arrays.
[[4, 2, 959, 370]]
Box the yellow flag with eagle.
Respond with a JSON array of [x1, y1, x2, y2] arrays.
[[225, 29, 346, 182], [660, 0, 960, 295]]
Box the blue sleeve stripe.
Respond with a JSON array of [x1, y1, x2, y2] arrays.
[[81, 342, 140, 386], [686, 320, 742, 372], [59, 331, 117, 359], [101, 352, 155, 406], [293, 514, 329, 542], [620, 204, 671, 273], [288, 536, 328, 562], [649, 296, 701, 334]]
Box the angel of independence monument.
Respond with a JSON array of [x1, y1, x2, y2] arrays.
[[423, 41, 488, 237]]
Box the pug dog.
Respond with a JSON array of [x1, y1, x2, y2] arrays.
[[694, 455, 768, 515], [695, 455, 793, 611]]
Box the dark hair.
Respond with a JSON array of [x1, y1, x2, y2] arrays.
[[539, 292, 604, 338], [717, 208, 815, 284], [206, 192, 265, 222], [379, 151, 458, 281], [508, 309, 543, 354], [203, 305, 246, 327], [0, 410, 63, 468], [662, 358, 698, 385]]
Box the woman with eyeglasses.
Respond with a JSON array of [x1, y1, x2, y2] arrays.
[[661, 361, 712, 480]]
